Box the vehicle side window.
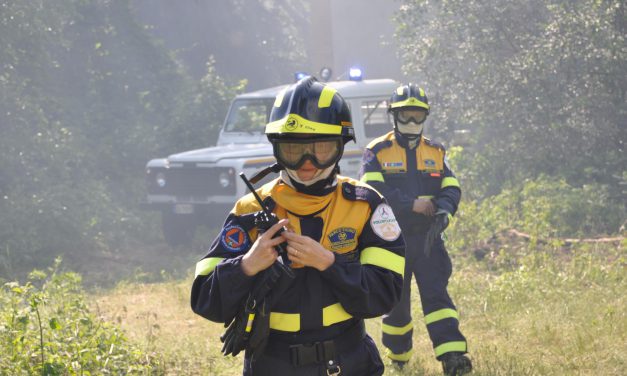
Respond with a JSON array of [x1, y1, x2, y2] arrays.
[[362, 100, 393, 139], [225, 99, 274, 132]]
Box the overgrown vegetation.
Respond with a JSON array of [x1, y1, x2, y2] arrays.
[[0, 258, 162, 374], [89, 229, 624, 375], [0, 0, 236, 280], [1, 0, 624, 374], [396, 0, 626, 222]]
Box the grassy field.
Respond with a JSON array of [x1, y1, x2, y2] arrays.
[[94, 239, 626, 375]]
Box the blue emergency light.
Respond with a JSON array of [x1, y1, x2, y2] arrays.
[[348, 67, 363, 81], [294, 71, 310, 81]]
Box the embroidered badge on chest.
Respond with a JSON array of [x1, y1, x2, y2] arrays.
[[328, 227, 357, 251], [370, 203, 401, 241], [220, 225, 249, 252]]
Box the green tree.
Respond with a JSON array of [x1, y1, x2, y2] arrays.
[[395, 0, 626, 198], [0, 0, 235, 278], [394, 0, 626, 234]]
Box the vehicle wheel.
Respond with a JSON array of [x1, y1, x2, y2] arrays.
[[161, 212, 196, 247]]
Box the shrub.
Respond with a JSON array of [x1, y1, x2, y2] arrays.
[[0, 258, 162, 375]]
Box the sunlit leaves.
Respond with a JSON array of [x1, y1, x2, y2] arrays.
[[395, 0, 626, 232]]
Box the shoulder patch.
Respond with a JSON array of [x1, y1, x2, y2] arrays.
[[370, 203, 401, 241], [341, 181, 382, 210], [220, 225, 250, 252]]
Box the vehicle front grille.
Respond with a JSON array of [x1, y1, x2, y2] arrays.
[[148, 166, 236, 196]]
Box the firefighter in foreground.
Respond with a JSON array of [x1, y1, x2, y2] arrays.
[[191, 77, 405, 375], [359, 84, 472, 375]]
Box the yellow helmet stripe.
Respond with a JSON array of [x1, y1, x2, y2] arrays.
[[419, 87, 425, 97], [266, 113, 345, 135], [390, 97, 429, 109], [273, 88, 287, 108], [318, 86, 337, 108]]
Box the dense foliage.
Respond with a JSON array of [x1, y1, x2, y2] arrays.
[[395, 0, 626, 234], [0, 258, 162, 374], [0, 0, 236, 278]]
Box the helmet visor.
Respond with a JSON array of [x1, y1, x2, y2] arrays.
[[273, 137, 343, 169], [395, 109, 427, 125]]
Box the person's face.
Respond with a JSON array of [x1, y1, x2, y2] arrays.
[[295, 159, 319, 181]]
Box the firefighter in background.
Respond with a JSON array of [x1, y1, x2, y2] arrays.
[[359, 84, 472, 375], [191, 77, 406, 376]]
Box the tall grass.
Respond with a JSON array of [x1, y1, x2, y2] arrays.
[[90, 240, 625, 375]]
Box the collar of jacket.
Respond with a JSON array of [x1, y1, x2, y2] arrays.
[[271, 181, 336, 217], [394, 129, 422, 150]]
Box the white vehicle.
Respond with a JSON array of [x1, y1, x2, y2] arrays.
[[144, 77, 398, 245]]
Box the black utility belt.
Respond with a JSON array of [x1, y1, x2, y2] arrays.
[[263, 321, 366, 367]]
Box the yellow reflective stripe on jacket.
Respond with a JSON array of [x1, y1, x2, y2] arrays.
[[434, 341, 467, 357], [194, 257, 224, 277], [269, 312, 300, 332], [388, 349, 413, 361], [361, 171, 384, 182], [268, 302, 352, 332], [441, 177, 460, 188], [318, 86, 337, 108], [360, 247, 405, 277], [273, 87, 287, 107], [382, 322, 413, 336], [424, 308, 459, 325], [322, 303, 352, 326]]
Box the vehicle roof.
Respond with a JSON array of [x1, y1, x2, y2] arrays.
[[235, 78, 399, 100]]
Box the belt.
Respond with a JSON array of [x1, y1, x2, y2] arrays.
[[263, 321, 366, 367]]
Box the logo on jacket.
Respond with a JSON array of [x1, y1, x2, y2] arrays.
[[383, 162, 403, 168], [328, 227, 357, 251], [370, 203, 401, 241], [424, 159, 436, 167], [220, 225, 249, 252]]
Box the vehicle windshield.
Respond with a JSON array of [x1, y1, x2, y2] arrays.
[[224, 98, 275, 133]]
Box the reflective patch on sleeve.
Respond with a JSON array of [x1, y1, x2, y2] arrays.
[[370, 203, 401, 241], [220, 225, 250, 252], [361, 171, 384, 182]]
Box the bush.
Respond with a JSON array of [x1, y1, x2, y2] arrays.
[[0, 258, 162, 375]]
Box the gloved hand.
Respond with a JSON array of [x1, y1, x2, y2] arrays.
[[220, 298, 253, 357], [220, 261, 295, 358], [424, 209, 450, 257]]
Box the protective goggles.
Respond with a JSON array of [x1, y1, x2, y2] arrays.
[[272, 137, 343, 169], [394, 109, 427, 125]]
